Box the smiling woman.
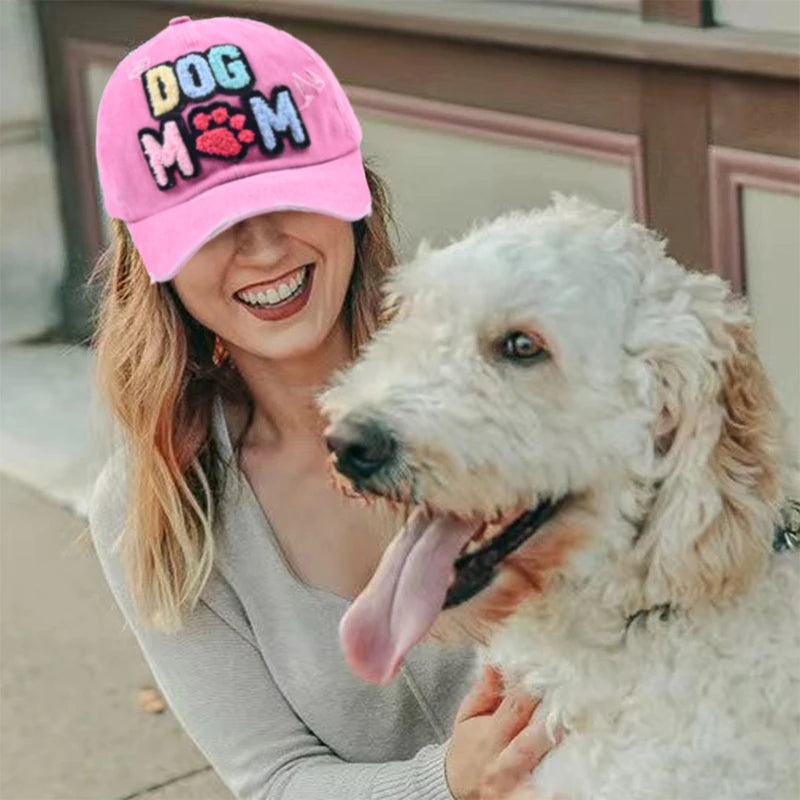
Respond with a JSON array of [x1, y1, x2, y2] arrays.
[[86, 13, 564, 800]]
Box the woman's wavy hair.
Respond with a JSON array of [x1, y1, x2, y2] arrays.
[[89, 162, 397, 631]]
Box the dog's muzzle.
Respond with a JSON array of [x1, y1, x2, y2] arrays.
[[325, 416, 398, 484]]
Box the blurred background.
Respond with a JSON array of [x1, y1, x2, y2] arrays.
[[0, 1, 798, 797]]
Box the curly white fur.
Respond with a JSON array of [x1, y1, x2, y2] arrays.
[[320, 196, 800, 800]]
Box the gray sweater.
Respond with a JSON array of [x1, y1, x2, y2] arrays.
[[89, 393, 477, 799]]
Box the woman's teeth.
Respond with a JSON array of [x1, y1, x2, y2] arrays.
[[236, 265, 310, 307]]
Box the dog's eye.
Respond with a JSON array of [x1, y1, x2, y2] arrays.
[[497, 331, 548, 364]]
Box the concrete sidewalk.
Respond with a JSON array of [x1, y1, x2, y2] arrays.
[[0, 342, 111, 517], [0, 472, 230, 799]]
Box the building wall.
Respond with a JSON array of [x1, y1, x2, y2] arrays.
[[741, 187, 800, 446], [357, 109, 635, 258], [714, 0, 800, 35], [0, 0, 65, 343]]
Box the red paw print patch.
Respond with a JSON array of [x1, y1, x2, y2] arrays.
[[189, 102, 256, 160]]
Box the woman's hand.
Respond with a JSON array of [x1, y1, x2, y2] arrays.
[[445, 664, 562, 800]]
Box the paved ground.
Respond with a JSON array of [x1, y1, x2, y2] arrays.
[[0, 342, 111, 517], [0, 473, 230, 800]]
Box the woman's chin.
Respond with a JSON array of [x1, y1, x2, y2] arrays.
[[245, 330, 329, 362]]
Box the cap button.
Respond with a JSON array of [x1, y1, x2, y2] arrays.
[[169, 15, 191, 25]]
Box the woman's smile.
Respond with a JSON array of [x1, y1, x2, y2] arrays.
[[234, 261, 317, 322]]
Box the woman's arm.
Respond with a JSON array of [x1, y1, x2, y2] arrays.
[[89, 458, 453, 800]]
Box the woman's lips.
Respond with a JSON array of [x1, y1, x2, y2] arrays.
[[235, 263, 315, 322]]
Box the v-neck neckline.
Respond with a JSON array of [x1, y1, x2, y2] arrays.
[[212, 393, 352, 609]]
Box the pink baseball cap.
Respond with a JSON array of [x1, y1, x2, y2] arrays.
[[96, 15, 371, 283]]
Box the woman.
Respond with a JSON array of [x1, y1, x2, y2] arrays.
[[89, 15, 559, 799]]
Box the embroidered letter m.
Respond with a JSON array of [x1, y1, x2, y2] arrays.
[[138, 119, 197, 189], [247, 87, 310, 156]]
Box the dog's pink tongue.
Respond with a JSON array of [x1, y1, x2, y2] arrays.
[[339, 508, 477, 685]]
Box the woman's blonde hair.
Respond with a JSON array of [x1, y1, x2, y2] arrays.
[[89, 162, 396, 631]]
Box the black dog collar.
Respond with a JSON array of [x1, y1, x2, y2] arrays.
[[442, 496, 569, 609]]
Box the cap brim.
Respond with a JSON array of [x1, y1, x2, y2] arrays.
[[127, 148, 372, 283]]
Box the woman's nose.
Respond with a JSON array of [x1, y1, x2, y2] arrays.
[[235, 215, 288, 262]]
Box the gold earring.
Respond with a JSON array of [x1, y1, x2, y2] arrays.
[[212, 334, 229, 366]]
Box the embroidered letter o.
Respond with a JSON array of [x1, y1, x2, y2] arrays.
[[175, 53, 216, 100]]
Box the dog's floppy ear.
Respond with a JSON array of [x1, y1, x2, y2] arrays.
[[630, 269, 784, 608]]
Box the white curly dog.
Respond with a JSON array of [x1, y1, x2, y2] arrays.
[[320, 196, 800, 800]]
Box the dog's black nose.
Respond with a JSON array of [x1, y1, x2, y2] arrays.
[[325, 417, 397, 481]]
